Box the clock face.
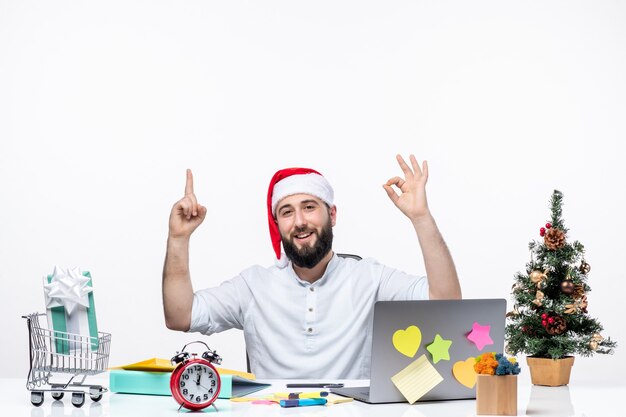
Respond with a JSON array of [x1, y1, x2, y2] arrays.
[[177, 362, 219, 406]]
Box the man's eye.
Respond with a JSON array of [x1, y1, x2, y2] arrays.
[[305, 205, 315, 211], [281, 210, 293, 217]]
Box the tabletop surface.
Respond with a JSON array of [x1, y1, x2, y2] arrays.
[[2, 374, 623, 417]]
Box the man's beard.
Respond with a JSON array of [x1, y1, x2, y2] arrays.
[[282, 220, 333, 269]]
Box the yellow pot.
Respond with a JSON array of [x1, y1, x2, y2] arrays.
[[526, 356, 574, 386]]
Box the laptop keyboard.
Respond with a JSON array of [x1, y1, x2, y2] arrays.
[[332, 386, 370, 402], [356, 388, 370, 397]]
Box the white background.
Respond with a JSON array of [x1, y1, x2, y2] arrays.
[[1, 1, 624, 384]]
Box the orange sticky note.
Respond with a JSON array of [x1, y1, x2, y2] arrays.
[[453, 357, 477, 388]]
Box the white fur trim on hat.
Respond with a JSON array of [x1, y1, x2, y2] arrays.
[[274, 252, 290, 268], [271, 173, 334, 215]]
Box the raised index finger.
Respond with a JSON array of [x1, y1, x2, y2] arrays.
[[185, 169, 194, 195]]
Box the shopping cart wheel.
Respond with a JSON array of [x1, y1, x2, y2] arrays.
[[51, 391, 64, 400], [89, 386, 103, 402], [31, 391, 44, 407], [71, 392, 85, 408]]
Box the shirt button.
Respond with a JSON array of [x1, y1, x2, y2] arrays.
[[308, 308, 313, 312], [309, 287, 315, 292], [308, 328, 313, 333]]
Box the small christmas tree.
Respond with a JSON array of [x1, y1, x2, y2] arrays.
[[505, 190, 616, 359]]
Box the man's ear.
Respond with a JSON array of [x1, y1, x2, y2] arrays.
[[329, 205, 337, 227]]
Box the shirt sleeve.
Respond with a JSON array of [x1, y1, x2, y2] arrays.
[[188, 274, 250, 335], [370, 259, 430, 301]]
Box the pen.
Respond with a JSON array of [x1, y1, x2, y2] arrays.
[[286, 383, 344, 388], [273, 391, 329, 399], [279, 398, 328, 408], [289, 391, 329, 399]]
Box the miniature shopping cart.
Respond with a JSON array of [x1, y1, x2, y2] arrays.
[[23, 313, 111, 408]]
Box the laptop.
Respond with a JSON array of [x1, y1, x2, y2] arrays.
[[332, 299, 506, 403]]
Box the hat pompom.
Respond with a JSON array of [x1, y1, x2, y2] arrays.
[[274, 253, 289, 269]]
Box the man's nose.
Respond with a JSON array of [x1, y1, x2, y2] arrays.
[[294, 209, 307, 228]]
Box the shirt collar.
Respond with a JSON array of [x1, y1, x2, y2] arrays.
[[289, 252, 338, 287]]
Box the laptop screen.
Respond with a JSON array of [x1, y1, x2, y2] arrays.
[[367, 299, 506, 403]]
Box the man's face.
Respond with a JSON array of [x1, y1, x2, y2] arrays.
[[275, 194, 336, 269]]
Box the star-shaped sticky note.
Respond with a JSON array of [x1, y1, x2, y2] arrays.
[[466, 322, 493, 351], [426, 334, 452, 364]]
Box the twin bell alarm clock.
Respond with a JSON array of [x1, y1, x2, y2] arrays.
[[170, 341, 222, 411]]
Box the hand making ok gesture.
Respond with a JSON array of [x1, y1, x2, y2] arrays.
[[168, 169, 207, 238], [383, 154, 431, 222]]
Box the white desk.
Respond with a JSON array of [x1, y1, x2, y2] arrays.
[[2, 374, 623, 417]]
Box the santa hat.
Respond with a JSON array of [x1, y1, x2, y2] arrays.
[[267, 167, 334, 268]]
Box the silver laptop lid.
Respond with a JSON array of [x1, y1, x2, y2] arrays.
[[369, 299, 506, 403]]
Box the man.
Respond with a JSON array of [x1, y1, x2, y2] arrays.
[[162, 154, 461, 378]]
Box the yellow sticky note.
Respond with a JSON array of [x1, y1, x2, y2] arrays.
[[325, 393, 354, 404], [392, 325, 422, 358], [390, 354, 443, 404]]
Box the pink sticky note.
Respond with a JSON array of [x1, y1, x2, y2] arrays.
[[251, 400, 277, 405], [466, 322, 493, 351]]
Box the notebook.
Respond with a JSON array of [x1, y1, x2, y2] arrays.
[[109, 358, 270, 398], [332, 299, 506, 403]]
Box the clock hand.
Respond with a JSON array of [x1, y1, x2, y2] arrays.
[[195, 373, 201, 385], [198, 382, 212, 392]]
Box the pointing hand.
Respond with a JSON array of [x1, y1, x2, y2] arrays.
[[168, 169, 207, 238]]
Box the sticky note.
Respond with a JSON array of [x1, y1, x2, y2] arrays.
[[230, 396, 272, 403], [452, 357, 477, 388], [467, 322, 493, 351], [392, 325, 422, 358], [390, 354, 443, 404], [325, 393, 354, 404], [426, 334, 452, 364], [251, 400, 277, 405]]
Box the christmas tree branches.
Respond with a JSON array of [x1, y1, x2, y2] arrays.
[[505, 190, 616, 359]]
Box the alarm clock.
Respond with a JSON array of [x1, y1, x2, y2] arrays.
[[170, 341, 222, 411]]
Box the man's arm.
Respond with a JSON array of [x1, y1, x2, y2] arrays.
[[410, 212, 461, 299], [383, 154, 461, 300], [162, 169, 207, 331]]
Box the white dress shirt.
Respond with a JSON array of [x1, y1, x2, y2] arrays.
[[189, 253, 429, 379]]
